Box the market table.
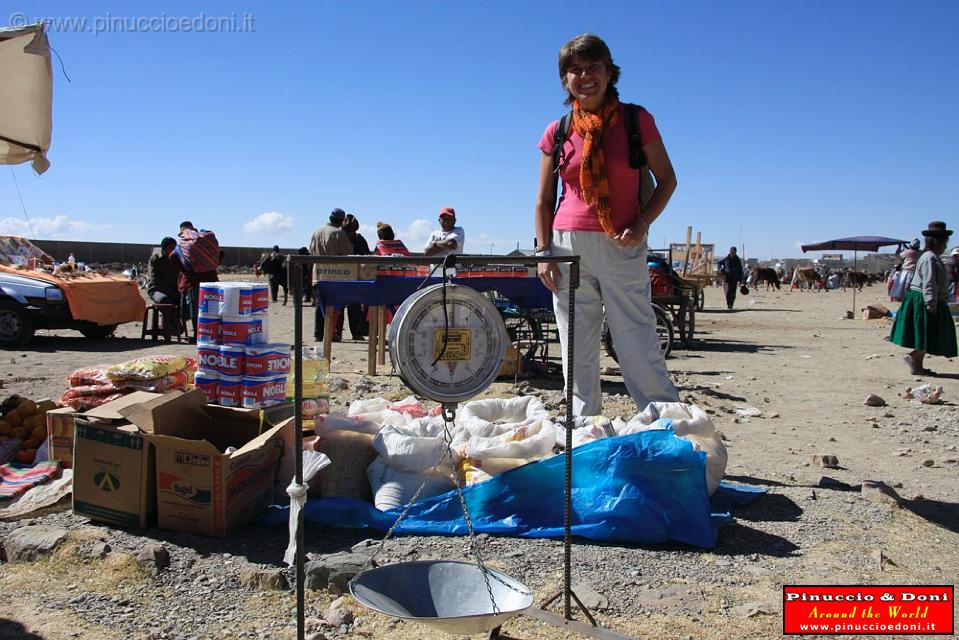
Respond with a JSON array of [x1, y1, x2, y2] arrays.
[[314, 276, 552, 374]]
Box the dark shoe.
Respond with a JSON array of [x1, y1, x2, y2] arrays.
[[333, 334, 342, 342], [903, 355, 920, 375]]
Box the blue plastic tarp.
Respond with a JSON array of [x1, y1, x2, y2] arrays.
[[259, 430, 764, 548]]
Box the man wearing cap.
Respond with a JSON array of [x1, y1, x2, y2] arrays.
[[424, 207, 465, 258], [309, 208, 353, 341], [259, 245, 288, 306]]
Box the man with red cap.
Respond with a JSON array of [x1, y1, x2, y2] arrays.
[[424, 206, 465, 258]]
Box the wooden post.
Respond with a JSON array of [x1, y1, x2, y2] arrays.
[[377, 306, 387, 366], [682, 226, 693, 275], [323, 305, 334, 370], [693, 232, 703, 274], [367, 310, 377, 376]]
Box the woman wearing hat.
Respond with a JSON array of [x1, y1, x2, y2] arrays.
[[890, 221, 957, 375]]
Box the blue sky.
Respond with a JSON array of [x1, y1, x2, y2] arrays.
[[2, 1, 957, 259]]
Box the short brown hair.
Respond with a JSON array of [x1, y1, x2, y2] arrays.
[[558, 33, 621, 106]]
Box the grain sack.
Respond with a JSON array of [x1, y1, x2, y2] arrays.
[[458, 396, 549, 433], [314, 430, 379, 501], [367, 457, 454, 511], [620, 402, 728, 496], [548, 415, 616, 449], [372, 418, 451, 473]]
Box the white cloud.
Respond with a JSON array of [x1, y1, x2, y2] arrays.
[[0, 214, 112, 239], [243, 211, 294, 235], [403, 218, 434, 249]]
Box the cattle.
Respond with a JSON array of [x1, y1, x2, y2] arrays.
[[842, 270, 869, 291], [792, 267, 825, 291], [752, 267, 781, 290]]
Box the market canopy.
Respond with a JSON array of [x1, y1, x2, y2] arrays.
[[0, 23, 52, 174], [800, 236, 907, 253]]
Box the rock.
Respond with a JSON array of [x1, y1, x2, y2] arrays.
[[323, 606, 354, 628], [239, 567, 289, 591], [326, 377, 349, 392], [87, 541, 111, 560], [922, 425, 938, 432], [137, 545, 171, 573], [860, 480, 901, 507], [921, 459, 935, 468], [2, 525, 69, 563], [305, 553, 368, 593], [818, 476, 857, 491], [306, 634, 328, 640], [812, 455, 839, 469], [571, 583, 609, 611], [870, 549, 894, 571], [730, 601, 771, 618], [350, 539, 377, 554], [863, 394, 886, 407], [735, 407, 762, 417]]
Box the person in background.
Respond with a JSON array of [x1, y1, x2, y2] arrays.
[[342, 214, 371, 340], [891, 238, 922, 301], [296, 247, 314, 305], [945, 246, 958, 303], [259, 245, 288, 306], [890, 221, 956, 375], [309, 208, 353, 342], [533, 33, 679, 417], [374, 222, 410, 256], [147, 237, 181, 305], [718, 246, 744, 309], [424, 207, 465, 258], [176, 221, 219, 340]]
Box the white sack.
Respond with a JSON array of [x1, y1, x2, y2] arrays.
[[458, 396, 549, 432], [620, 402, 727, 495], [367, 456, 454, 511], [372, 419, 453, 473], [0, 25, 52, 173]]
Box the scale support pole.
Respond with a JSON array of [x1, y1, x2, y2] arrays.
[[291, 259, 306, 640]]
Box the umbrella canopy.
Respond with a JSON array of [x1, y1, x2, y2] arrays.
[[0, 23, 52, 174], [801, 236, 906, 253]]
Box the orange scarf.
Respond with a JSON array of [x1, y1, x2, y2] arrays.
[[571, 96, 620, 238]]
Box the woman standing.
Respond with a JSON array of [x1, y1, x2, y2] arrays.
[[891, 221, 956, 375], [534, 33, 679, 416], [890, 238, 921, 302]]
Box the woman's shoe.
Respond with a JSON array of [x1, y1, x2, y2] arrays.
[[903, 355, 921, 375]]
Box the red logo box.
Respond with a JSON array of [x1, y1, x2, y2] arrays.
[[783, 585, 953, 635]]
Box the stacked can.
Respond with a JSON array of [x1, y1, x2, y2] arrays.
[[195, 281, 274, 406]]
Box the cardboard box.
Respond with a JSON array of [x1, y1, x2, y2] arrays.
[[125, 390, 290, 537], [46, 406, 78, 468], [70, 392, 163, 528], [73, 421, 156, 528], [313, 263, 376, 281]]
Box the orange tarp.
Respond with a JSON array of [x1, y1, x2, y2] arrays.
[[0, 265, 145, 325]]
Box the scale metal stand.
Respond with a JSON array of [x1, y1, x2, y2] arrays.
[[288, 254, 640, 640]]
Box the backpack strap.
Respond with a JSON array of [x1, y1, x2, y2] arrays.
[[551, 112, 572, 173], [623, 103, 648, 169]]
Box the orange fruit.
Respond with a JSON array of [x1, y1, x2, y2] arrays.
[[21, 438, 40, 450], [30, 426, 46, 441], [5, 411, 21, 427], [17, 399, 37, 415], [9, 427, 27, 440], [0, 421, 10, 436], [15, 449, 36, 464], [30, 415, 44, 430]]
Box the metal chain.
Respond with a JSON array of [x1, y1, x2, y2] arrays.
[[440, 405, 500, 615], [353, 403, 532, 609]]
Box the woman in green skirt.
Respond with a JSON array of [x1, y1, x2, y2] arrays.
[[891, 221, 957, 375]]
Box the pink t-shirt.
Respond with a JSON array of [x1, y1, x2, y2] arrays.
[[537, 104, 661, 233]]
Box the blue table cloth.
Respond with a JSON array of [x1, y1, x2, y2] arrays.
[[315, 276, 552, 311]]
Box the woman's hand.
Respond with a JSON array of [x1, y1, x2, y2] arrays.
[[538, 262, 561, 293], [615, 219, 649, 247]]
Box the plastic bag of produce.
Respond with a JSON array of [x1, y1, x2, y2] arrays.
[[66, 365, 112, 387], [104, 355, 192, 382], [117, 370, 189, 393]]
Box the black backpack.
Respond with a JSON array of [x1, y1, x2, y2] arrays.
[[551, 102, 655, 209]]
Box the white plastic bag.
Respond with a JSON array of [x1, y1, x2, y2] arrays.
[[458, 396, 549, 432], [284, 450, 332, 566], [372, 419, 452, 473]]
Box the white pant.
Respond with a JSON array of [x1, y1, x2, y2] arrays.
[[552, 230, 678, 416]]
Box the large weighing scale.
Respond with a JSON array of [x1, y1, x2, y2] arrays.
[[288, 254, 639, 640]]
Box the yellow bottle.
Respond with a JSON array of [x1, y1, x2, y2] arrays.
[[287, 346, 329, 430]]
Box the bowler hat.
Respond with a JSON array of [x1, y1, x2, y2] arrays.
[[921, 221, 953, 239]]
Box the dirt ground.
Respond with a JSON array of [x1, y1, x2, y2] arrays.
[[1, 275, 957, 639]]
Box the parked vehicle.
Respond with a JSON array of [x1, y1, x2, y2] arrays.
[[1, 236, 143, 347]]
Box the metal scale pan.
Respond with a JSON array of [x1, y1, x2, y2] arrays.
[[350, 560, 534, 635]]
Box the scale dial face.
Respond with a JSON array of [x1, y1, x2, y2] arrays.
[[389, 284, 509, 404]]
